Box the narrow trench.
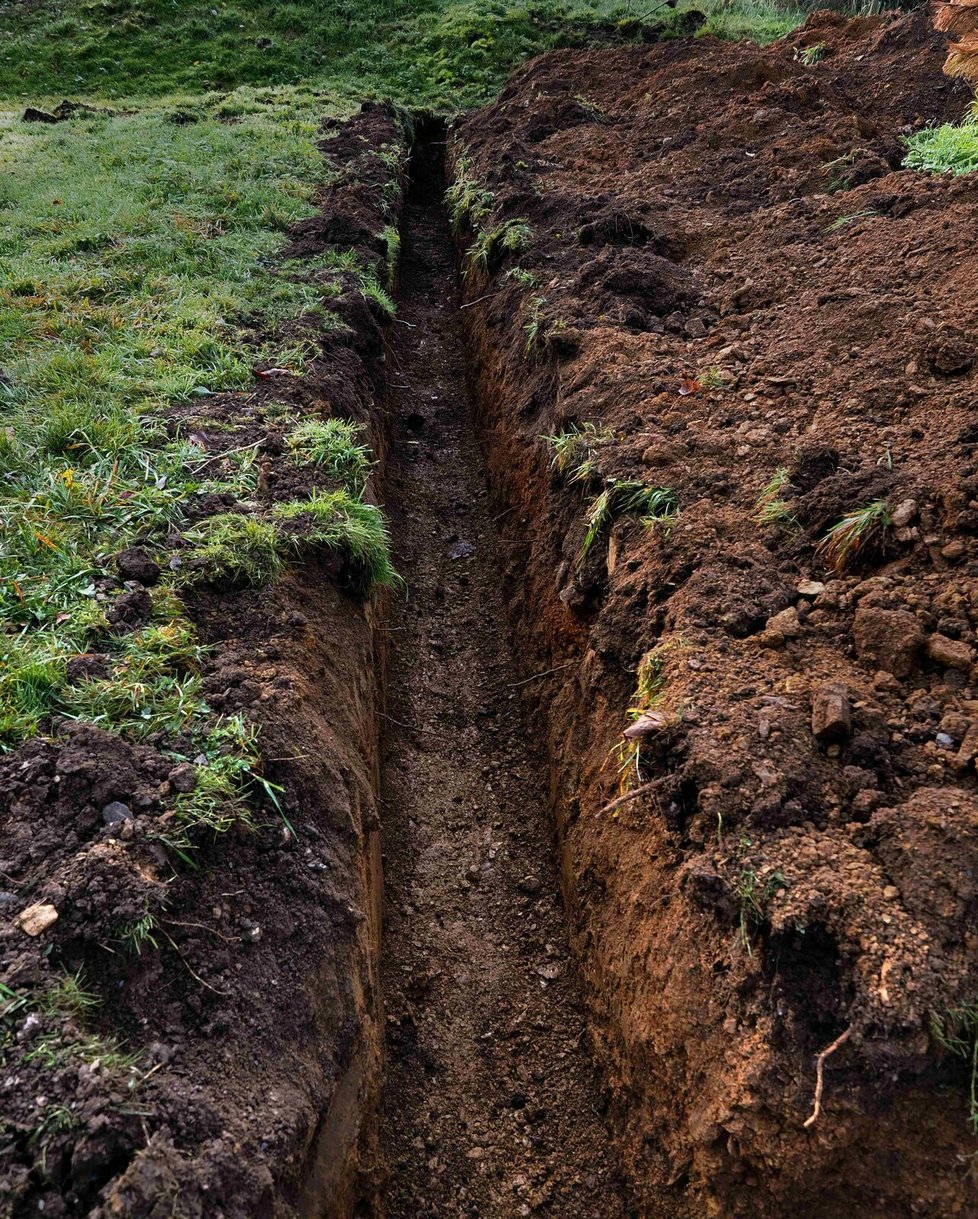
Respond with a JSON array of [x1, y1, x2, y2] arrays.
[[374, 130, 631, 1218]]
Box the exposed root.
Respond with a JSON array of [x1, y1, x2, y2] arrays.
[[803, 1027, 852, 1129], [599, 781, 658, 817]]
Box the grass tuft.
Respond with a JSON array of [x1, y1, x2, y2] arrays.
[[580, 480, 677, 565], [543, 421, 615, 483], [182, 514, 284, 589], [904, 121, 978, 176], [274, 490, 400, 592], [755, 467, 795, 525], [287, 418, 373, 491], [815, 499, 891, 575]]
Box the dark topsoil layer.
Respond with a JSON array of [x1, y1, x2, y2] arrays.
[[0, 104, 405, 1219], [452, 10, 978, 1217]]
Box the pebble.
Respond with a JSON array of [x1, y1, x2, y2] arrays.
[[17, 902, 58, 936], [796, 579, 825, 597], [102, 800, 133, 825], [167, 762, 197, 793], [518, 875, 542, 896]]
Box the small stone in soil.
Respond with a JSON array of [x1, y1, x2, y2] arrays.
[[518, 875, 542, 895], [449, 540, 475, 560], [17, 902, 59, 936], [102, 801, 133, 825], [167, 762, 197, 793]]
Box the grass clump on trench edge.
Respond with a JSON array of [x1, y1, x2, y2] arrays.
[[0, 89, 394, 853]]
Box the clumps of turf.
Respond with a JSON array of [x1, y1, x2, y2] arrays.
[[816, 499, 892, 574], [183, 490, 398, 595], [287, 418, 373, 490], [181, 515, 285, 589], [543, 421, 615, 483], [580, 480, 677, 565]]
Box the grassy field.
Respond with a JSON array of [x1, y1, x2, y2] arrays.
[[0, 0, 806, 104]]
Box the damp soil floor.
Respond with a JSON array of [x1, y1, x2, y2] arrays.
[[376, 145, 630, 1219]]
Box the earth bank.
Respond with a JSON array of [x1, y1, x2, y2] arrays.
[[0, 104, 407, 1218], [450, 10, 978, 1216]]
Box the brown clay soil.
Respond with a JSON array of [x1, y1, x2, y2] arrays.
[[375, 134, 630, 1218], [449, 9, 978, 1217]]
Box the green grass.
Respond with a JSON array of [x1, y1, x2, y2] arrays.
[[274, 490, 400, 592], [755, 467, 795, 525], [693, 0, 805, 44], [0, 93, 332, 761], [905, 120, 978, 176], [543, 421, 615, 483], [466, 217, 533, 275], [0, 0, 686, 107], [580, 480, 677, 564], [287, 418, 373, 490]]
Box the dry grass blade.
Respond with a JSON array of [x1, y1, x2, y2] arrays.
[[944, 32, 978, 81], [934, 0, 978, 34], [815, 500, 891, 575]]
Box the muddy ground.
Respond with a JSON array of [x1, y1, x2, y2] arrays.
[[375, 133, 630, 1218], [452, 9, 978, 1216]]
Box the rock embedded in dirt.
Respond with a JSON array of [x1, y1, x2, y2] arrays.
[[760, 605, 801, 647], [101, 801, 133, 825], [167, 762, 197, 793], [891, 499, 918, 528], [853, 606, 923, 678], [796, 579, 825, 597], [926, 633, 974, 671], [518, 875, 543, 896], [811, 685, 852, 743], [16, 902, 59, 936], [116, 546, 161, 586]]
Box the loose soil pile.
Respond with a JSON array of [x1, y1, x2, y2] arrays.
[[453, 10, 978, 1215], [0, 104, 405, 1218]]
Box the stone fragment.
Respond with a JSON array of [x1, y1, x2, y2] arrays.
[[811, 685, 852, 743], [17, 903, 58, 936], [927, 633, 974, 672], [853, 607, 923, 679], [167, 762, 197, 794], [797, 579, 825, 597], [890, 499, 917, 527], [101, 801, 133, 825]]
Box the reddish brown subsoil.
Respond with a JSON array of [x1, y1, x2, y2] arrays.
[[450, 10, 978, 1217], [374, 133, 630, 1219], [0, 104, 405, 1219]]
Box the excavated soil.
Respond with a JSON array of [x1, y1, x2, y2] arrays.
[[375, 134, 629, 1219], [450, 9, 978, 1217]]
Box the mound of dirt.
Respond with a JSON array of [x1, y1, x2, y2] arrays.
[[0, 104, 405, 1218], [452, 11, 978, 1216]]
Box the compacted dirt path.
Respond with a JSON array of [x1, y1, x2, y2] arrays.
[[375, 138, 630, 1219]]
